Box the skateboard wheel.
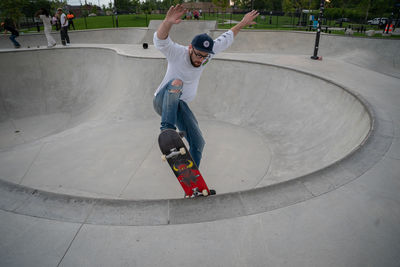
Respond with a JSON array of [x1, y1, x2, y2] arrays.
[[210, 189, 216, 195], [161, 155, 167, 161], [202, 189, 209, 196], [179, 147, 186, 155]]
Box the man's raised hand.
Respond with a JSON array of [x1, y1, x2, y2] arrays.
[[240, 10, 260, 27], [231, 10, 260, 36], [165, 4, 187, 25], [157, 4, 187, 40]]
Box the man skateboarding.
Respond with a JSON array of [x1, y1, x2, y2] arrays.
[[153, 5, 259, 167]]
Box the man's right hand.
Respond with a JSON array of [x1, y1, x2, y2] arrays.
[[157, 5, 187, 40], [164, 5, 186, 25]]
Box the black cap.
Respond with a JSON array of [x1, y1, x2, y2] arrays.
[[191, 33, 214, 54]]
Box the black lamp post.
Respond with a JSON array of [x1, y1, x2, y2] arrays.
[[311, 0, 329, 60]]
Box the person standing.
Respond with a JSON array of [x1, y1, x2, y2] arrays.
[[52, 15, 60, 31], [1, 18, 21, 48], [57, 8, 70, 46], [67, 11, 75, 30], [36, 8, 56, 47]]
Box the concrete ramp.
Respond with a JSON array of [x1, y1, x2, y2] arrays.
[[0, 47, 371, 200], [1, 26, 397, 78], [211, 30, 400, 78], [0, 20, 216, 49], [0, 28, 148, 48], [142, 20, 217, 45]]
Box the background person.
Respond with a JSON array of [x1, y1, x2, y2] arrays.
[[1, 18, 21, 48], [52, 15, 60, 31], [193, 10, 200, 20], [36, 8, 56, 47], [67, 11, 75, 30], [57, 8, 70, 46]]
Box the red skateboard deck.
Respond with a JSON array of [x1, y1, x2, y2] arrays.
[[158, 129, 215, 198]]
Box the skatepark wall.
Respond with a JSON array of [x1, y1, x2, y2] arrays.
[[210, 29, 400, 78], [1, 23, 398, 77], [0, 47, 371, 184], [0, 21, 217, 49], [142, 20, 218, 45], [0, 48, 167, 149], [0, 27, 148, 48], [195, 59, 371, 182]]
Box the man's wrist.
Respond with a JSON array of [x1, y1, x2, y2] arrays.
[[162, 19, 174, 26], [231, 22, 245, 36], [157, 20, 173, 40]]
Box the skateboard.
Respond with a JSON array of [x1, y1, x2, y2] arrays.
[[158, 129, 216, 198]]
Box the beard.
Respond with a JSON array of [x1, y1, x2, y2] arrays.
[[189, 51, 202, 68]]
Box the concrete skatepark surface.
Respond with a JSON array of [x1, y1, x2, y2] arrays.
[[0, 21, 399, 266]]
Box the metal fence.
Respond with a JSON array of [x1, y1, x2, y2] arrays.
[[2, 10, 394, 35]]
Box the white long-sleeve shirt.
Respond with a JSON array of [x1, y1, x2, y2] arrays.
[[153, 30, 234, 103], [39, 15, 52, 31]]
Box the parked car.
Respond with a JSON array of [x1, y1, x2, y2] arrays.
[[367, 18, 388, 25], [335, 18, 350, 23]]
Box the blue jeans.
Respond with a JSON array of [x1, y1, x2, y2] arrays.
[[9, 35, 20, 47], [153, 79, 205, 167]]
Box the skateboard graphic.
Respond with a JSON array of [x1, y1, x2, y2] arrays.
[[158, 129, 216, 198]]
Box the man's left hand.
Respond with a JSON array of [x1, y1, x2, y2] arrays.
[[240, 10, 260, 27], [231, 10, 260, 36]]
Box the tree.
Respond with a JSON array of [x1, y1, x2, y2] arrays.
[[141, 0, 156, 14], [0, 0, 53, 28], [0, 0, 25, 26], [354, 0, 371, 21], [369, 0, 390, 17], [50, 0, 67, 12], [212, 0, 230, 10], [283, 0, 311, 12], [91, 5, 98, 14], [115, 0, 130, 12], [232, 0, 281, 11], [253, 0, 272, 11], [22, 0, 51, 18], [282, 0, 295, 13]]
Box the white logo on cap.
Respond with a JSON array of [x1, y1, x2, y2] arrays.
[[203, 41, 210, 48]]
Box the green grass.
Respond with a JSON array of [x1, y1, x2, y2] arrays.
[[73, 14, 166, 29]]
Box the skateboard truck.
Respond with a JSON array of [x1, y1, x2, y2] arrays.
[[185, 188, 216, 198], [185, 187, 205, 198], [161, 147, 186, 161]]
